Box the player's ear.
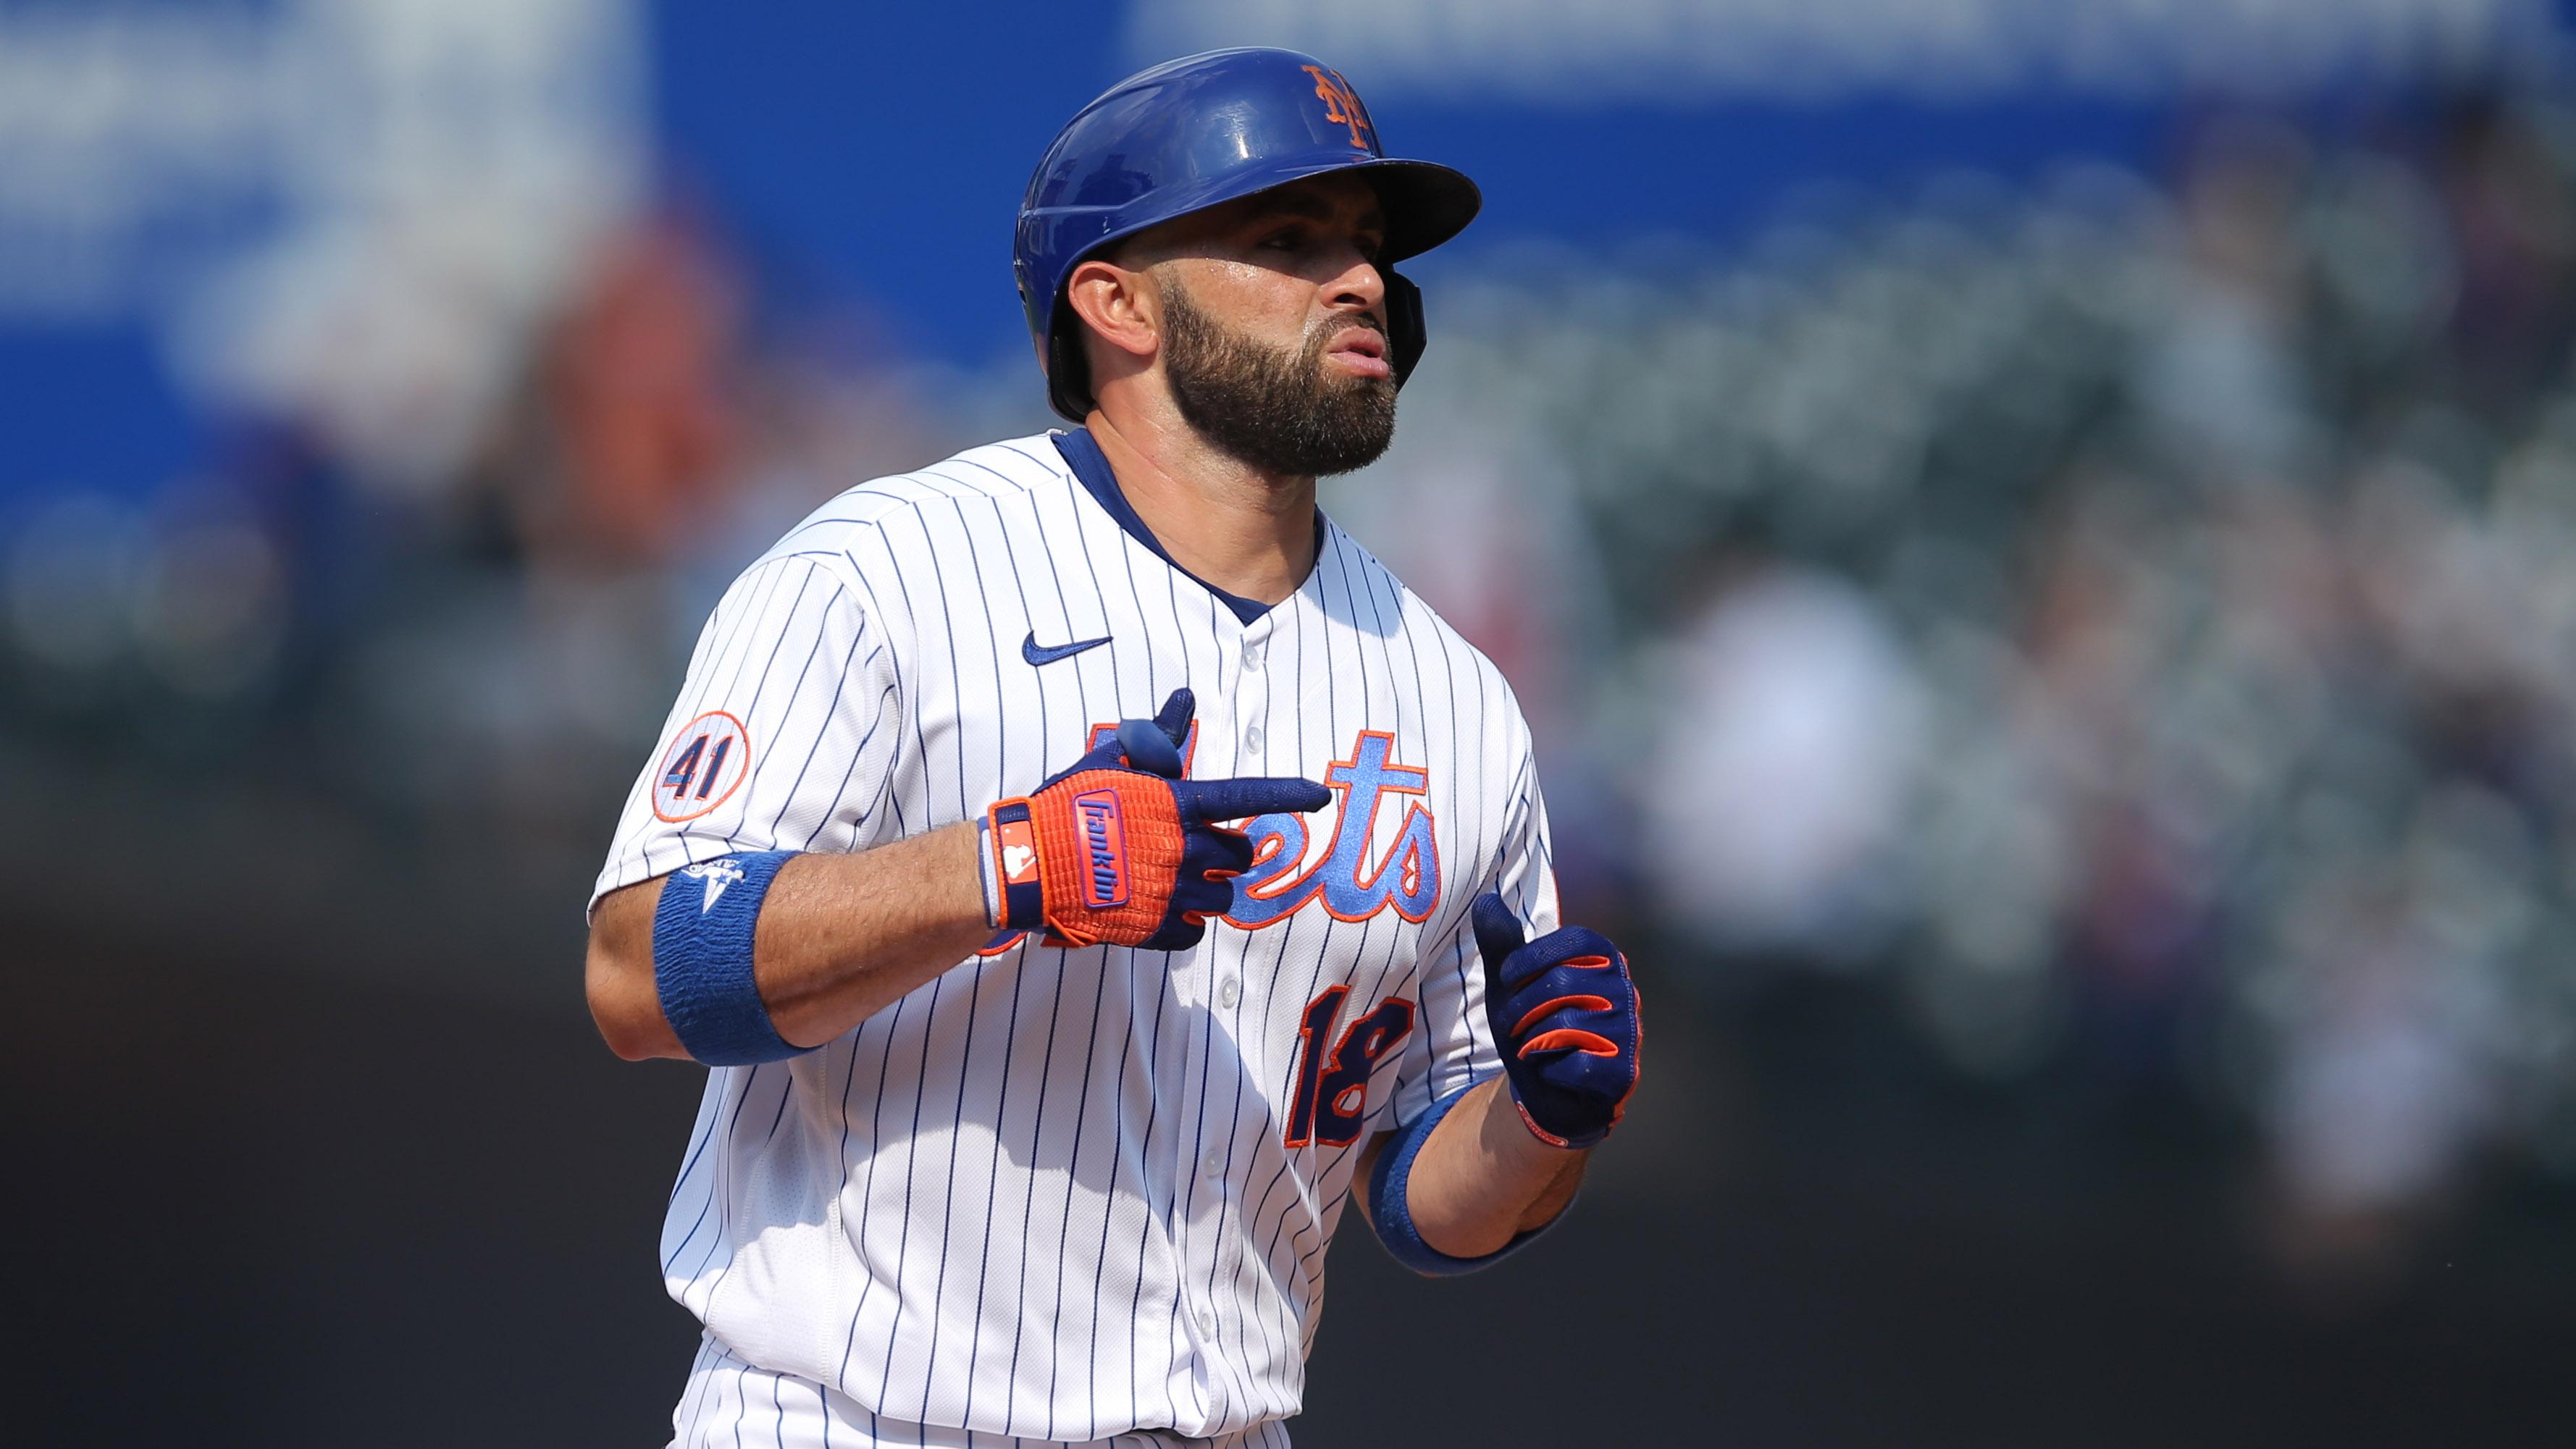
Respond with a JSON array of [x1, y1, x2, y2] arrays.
[[1063, 258, 1161, 364]]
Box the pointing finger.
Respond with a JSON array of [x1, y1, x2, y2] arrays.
[[1178, 776, 1330, 823]]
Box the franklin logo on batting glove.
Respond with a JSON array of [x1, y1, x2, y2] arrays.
[[1073, 789, 1129, 907]]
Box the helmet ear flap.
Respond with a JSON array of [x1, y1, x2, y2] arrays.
[[1384, 266, 1427, 390], [1044, 296, 1094, 422]]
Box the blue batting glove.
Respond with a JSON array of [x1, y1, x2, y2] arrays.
[[1470, 892, 1642, 1149]]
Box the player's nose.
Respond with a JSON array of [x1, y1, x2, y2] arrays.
[[1323, 249, 1385, 314]]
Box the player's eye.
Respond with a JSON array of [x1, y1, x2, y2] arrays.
[[1259, 227, 1307, 251]]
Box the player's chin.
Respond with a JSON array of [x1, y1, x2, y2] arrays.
[[1318, 364, 1396, 400], [1307, 371, 1395, 429], [1299, 426, 1396, 479]]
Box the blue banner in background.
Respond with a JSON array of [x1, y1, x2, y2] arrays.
[[647, 0, 2189, 364], [0, 0, 2561, 503], [0, 323, 205, 500]]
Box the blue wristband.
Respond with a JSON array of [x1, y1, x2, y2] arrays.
[[1367, 1077, 1566, 1276], [652, 850, 808, 1065]]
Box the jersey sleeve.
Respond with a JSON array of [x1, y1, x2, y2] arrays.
[[589, 554, 907, 917], [1388, 740, 1560, 1123]]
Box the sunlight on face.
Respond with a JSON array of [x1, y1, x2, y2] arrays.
[[1141, 173, 1391, 371]]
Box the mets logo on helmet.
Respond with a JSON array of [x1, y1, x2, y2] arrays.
[[1302, 65, 1373, 151]]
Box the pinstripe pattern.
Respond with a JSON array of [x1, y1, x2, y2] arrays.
[[597, 433, 1556, 1442], [671, 1331, 1291, 1448]]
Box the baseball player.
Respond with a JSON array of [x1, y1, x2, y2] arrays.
[[584, 47, 1643, 1448]]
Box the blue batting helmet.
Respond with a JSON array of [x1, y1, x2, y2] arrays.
[[1014, 48, 1482, 422]]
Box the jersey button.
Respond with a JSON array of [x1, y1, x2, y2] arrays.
[[1201, 1150, 1224, 1179], [1241, 640, 1264, 671], [1243, 725, 1264, 753], [1217, 976, 1241, 1008], [1197, 1309, 1217, 1337]]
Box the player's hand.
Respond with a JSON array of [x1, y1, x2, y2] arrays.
[[991, 689, 1329, 951], [1469, 893, 1641, 1149]]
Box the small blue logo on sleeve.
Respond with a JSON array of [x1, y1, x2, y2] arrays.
[[678, 858, 747, 913]]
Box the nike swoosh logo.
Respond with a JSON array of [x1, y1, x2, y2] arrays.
[[1023, 630, 1112, 667]]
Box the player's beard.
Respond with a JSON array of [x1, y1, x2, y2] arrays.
[[1159, 279, 1397, 478]]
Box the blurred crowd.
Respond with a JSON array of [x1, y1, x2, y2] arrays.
[[1340, 92, 2576, 1270], [11, 83, 2576, 1276]]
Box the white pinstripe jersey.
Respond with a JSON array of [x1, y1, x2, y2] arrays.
[[592, 430, 1558, 1443]]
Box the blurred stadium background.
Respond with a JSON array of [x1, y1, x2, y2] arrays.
[[9, 0, 2576, 1442]]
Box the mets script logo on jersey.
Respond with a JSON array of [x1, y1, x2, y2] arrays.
[[653, 710, 750, 823], [1227, 730, 1438, 927], [1302, 65, 1374, 152]]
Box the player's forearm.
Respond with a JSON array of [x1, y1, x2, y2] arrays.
[[585, 823, 993, 1062], [1403, 1075, 1589, 1257]]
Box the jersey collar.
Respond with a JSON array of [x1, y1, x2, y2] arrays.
[[1051, 427, 1320, 627]]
